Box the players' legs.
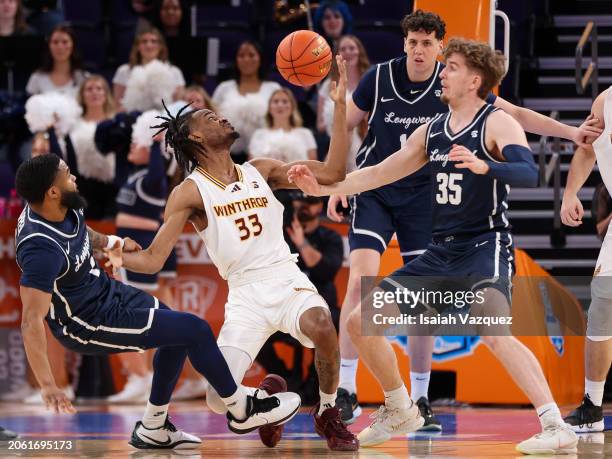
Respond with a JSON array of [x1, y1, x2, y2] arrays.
[[206, 346, 254, 414]]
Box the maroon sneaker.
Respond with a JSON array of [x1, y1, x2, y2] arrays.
[[258, 374, 288, 447], [314, 405, 359, 451]]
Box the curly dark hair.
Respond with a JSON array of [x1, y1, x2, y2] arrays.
[[152, 101, 202, 174], [443, 38, 506, 99], [400, 9, 446, 40], [15, 154, 60, 204]]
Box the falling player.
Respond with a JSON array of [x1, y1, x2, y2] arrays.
[[561, 88, 612, 433], [106, 56, 359, 451], [330, 9, 600, 427], [288, 38, 578, 454], [15, 154, 301, 450]]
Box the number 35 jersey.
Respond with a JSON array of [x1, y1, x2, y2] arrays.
[[425, 103, 511, 238], [187, 162, 296, 281]]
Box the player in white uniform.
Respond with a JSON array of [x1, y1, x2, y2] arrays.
[[107, 56, 360, 451], [561, 87, 611, 432]]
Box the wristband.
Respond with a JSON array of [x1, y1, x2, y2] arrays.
[[105, 235, 125, 250]]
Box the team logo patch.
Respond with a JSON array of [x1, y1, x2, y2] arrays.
[[434, 90, 441, 97], [471, 130, 479, 138], [230, 184, 241, 193]]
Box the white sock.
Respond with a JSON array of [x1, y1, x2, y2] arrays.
[[410, 371, 430, 401], [536, 402, 563, 429], [221, 386, 249, 420], [585, 378, 606, 406], [142, 401, 169, 429], [384, 384, 411, 410], [319, 391, 336, 415], [339, 358, 358, 394]]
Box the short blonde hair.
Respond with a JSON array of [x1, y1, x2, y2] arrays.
[[129, 26, 168, 67], [265, 88, 303, 128], [443, 38, 506, 100], [78, 75, 116, 117]]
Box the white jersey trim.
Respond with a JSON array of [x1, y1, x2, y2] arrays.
[[389, 60, 440, 105], [26, 207, 81, 239], [16, 233, 70, 280]]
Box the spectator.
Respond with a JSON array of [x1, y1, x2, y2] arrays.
[[112, 26, 185, 109], [313, 0, 353, 48], [152, 0, 190, 39], [0, 0, 34, 36], [212, 40, 280, 164], [26, 24, 88, 96], [593, 182, 612, 240], [317, 34, 369, 171], [67, 75, 117, 219], [184, 84, 215, 111], [249, 88, 317, 162], [257, 192, 344, 401]]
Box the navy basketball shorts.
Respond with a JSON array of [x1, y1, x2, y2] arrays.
[[50, 281, 169, 355], [380, 231, 515, 313], [117, 227, 177, 290], [348, 185, 433, 264]]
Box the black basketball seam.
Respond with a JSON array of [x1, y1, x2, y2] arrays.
[[276, 49, 332, 71], [292, 33, 322, 62], [278, 36, 291, 62]]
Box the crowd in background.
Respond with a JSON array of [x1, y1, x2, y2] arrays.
[[0, 0, 359, 404]]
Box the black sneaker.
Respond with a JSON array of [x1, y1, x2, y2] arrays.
[[416, 397, 442, 431], [0, 426, 17, 441], [564, 396, 604, 433], [336, 388, 362, 425], [129, 417, 201, 449]]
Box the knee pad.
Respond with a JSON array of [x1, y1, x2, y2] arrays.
[[586, 292, 612, 341], [205, 387, 228, 414]]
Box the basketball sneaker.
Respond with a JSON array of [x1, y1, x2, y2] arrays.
[[129, 416, 201, 450], [358, 402, 425, 447], [258, 374, 287, 447], [0, 426, 18, 441], [336, 388, 362, 425], [415, 397, 442, 431], [563, 396, 604, 433], [227, 390, 301, 434], [313, 405, 359, 450], [515, 422, 578, 455]]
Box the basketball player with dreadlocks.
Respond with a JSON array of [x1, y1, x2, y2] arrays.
[[106, 56, 360, 451]]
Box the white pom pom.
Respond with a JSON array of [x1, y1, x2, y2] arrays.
[[122, 60, 179, 112], [218, 92, 267, 144], [131, 110, 162, 148], [25, 93, 82, 136], [69, 120, 115, 182], [250, 129, 308, 163]]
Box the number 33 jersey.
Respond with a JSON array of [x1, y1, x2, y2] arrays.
[[425, 103, 511, 238], [187, 162, 296, 280]]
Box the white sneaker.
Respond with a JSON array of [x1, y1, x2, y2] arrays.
[[24, 386, 75, 405], [172, 378, 208, 401], [516, 423, 578, 455], [108, 373, 152, 404], [1, 382, 36, 401], [358, 403, 425, 447], [227, 389, 301, 434], [129, 416, 201, 449]]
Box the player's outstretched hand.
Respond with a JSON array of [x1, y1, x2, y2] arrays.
[[103, 240, 123, 276], [560, 194, 584, 227], [287, 165, 322, 196], [41, 385, 76, 414], [327, 194, 348, 222], [573, 114, 602, 148], [122, 237, 142, 253], [449, 144, 489, 174], [329, 55, 347, 105]]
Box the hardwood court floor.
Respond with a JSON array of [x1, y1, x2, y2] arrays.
[[0, 402, 609, 458]]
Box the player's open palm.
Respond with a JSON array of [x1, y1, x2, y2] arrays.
[[449, 144, 488, 175], [42, 386, 76, 414], [573, 114, 602, 148], [287, 165, 321, 196], [103, 240, 124, 275], [329, 55, 347, 105], [561, 194, 584, 227]]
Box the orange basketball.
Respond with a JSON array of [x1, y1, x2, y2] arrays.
[[276, 30, 332, 87]]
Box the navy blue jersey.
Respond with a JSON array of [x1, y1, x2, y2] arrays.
[[353, 57, 447, 198], [15, 206, 153, 346], [425, 103, 510, 238], [116, 142, 167, 220]]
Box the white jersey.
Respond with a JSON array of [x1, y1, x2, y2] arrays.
[[594, 88, 612, 193], [186, 162, 296, 281]]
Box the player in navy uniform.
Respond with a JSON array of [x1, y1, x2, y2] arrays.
[[15, 154, 301, 449], [331, 9, 599, 427], [289, 38, 578, 454]]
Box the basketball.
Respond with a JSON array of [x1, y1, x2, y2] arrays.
[[276, 30, 332, 87]]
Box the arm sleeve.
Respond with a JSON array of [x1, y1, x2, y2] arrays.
[[17, 240, 66, 293], [485, 144, 538, 187], [141, 142, 167, 196], [352, 65, 378, 112], [307, 229, 344, 282]]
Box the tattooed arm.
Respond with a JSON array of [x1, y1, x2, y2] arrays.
[[87, 227, 109, 250], [87, 226, 142, 253]]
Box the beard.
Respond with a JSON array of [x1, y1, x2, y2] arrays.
[[440, 93, 450, 105], [60, 190, 88, 210]]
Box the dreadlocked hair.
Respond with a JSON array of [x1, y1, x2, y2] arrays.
[[151, 100, 202, 173]]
